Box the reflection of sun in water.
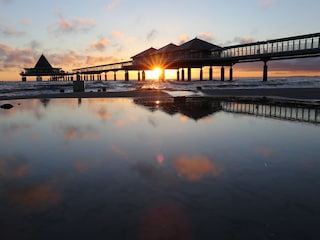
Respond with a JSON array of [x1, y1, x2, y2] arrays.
[[150, 67, 162, 80]]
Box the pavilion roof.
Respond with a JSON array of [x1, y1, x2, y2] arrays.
[[132, 47, 158, 59], [154, 43, 179, 54], [177, 38, 222, 51], [34, 54, 53, 69]]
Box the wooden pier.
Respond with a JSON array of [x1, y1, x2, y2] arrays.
[[72, 32, 320, 82]]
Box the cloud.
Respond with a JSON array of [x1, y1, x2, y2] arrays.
[[197, 32, 214, 42], [178, 34, 190, 44], [50, 14, 96, 35], [224, 36, 256, 46], [146, 29, 158, 41], [89, 38, 110, 52], [259, 0, 280, 7], [112, 31, 124, 38], [22, 18, 32, 25], [0, 23, 26, 37], [0, 43, 33, 70], [107, 0, 121, 10]]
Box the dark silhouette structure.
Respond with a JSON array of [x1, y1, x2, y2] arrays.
[[73, 32, 320, 82], [20, 54, 69, 81]]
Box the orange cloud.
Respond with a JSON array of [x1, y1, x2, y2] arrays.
[[197, 32, 214, 42], [179, 34, 189, 44], [174, 155, 223, 182]]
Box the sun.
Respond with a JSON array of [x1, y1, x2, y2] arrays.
[[150, 67, 162, 80]]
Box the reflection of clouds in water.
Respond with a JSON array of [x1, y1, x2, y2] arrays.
[[174, 155, 223, 182], [1, 122, 32, 138], [95, 107, 112, 120], [112, 145, 128, 160], [179, 115, 189, 123], [0, 154, 31, 179], [132, 161, 172, 182], [114, 119, 125, 128], [140, 204, 192, 240], [255, 145, 276, 158], [54, 123, 100, 143], [6, 184, 61, 211], [198, 116, 214, 123]]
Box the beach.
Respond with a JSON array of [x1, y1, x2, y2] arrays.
[[0, 87, 320, 103]]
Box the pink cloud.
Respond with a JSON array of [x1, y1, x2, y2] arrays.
[[0, 23, 26, 37], [0, 43, 33, 70], [107, 0, 121, 10], [90, 38, 110, 52], [260, 0, 280, 7], [50, 15, 96, 35]]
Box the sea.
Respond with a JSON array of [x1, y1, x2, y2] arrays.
[[1, 76, 320, 98]]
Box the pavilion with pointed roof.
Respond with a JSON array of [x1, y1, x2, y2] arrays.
[[20, 54, 67, 81]]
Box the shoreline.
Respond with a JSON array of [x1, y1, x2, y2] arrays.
[[0, 87, 319, 104]]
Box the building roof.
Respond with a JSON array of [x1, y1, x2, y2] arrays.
[[177, 38, 222, 51], [34, 54, 53, 69], [154, 43, 179, 54], [132, 47, 158, 59]]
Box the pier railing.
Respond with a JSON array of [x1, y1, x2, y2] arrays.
[[220, 33, 320, 61]]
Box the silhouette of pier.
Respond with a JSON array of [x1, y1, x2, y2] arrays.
[[72, 32, 320, 82]]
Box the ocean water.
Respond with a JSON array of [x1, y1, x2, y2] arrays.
[[1, 76, 320, 98], [0, 98, 319, 239]]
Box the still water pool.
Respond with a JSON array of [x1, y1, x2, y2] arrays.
[[0, 98, 320, 240]]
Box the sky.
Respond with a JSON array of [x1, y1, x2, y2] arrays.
[[0, 0, 319, 80]]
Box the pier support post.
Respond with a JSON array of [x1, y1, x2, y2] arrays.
[[142, 70, 146, 81], [200, 68, 203, 81], [160, 69, 165, 81], [181, 69, 185, 81], [209, 66, 213, 80], [105, 73, 107, 81], [125, 70, 129, 81], [188, 68, 191, 81], [229, 65, 233, 81], [221, 66, 225, 81], [114, 71, 117, 81], [263, 61, 268, 82], [177, 69, 180, 81], [138, 71, 141, 81]]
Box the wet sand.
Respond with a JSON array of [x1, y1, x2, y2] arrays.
[[0, 87, 319, 101]]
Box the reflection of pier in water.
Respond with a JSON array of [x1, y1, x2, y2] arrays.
[[221, 101, 320, 124], [134, 97, 320, 124], [134, 97, 222, 121]]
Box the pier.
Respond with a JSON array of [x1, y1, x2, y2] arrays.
[[72, 32, 320, 82], [21, 33, 320, 82]]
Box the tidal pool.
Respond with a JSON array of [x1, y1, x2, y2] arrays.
[[0, 97, 320, 240]]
